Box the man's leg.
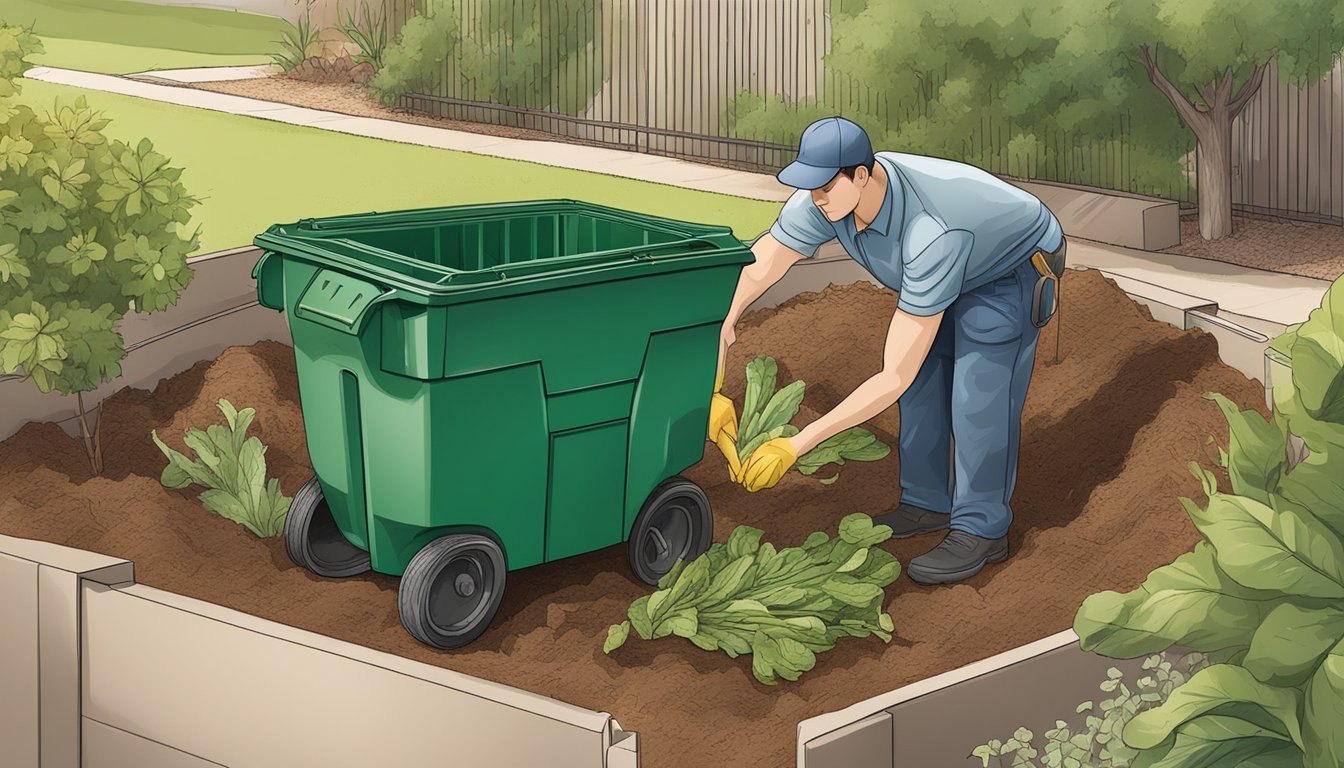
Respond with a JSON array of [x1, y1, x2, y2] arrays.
[[894, 316, 954, 511], [908, 263, 1039, 583]]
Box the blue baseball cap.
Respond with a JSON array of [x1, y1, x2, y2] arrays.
[[777, 117, 875, 190]]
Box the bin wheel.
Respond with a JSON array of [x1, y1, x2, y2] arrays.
[[628, 477, 713, 586], [399, 534, 507, 650], [285, 476, 371, 578]]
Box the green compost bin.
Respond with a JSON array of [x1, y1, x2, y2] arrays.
[[252, 199, 753, 649]]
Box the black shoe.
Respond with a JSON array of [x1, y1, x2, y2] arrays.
[[870, 503, 951, 539], [907, 530, 1009, 585]]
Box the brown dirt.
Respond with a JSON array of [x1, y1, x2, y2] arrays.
[[0, 270, 1266, 768], [286, 56, 374, 85], [1165, 214, 1344, 282]]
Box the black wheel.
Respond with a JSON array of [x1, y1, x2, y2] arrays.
[[285, 476, 371, 577], [628, 477, 713, 586], [398, 534, 507, 650]]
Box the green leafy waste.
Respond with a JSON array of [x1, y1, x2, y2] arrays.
[[735, 355, 891, 482], [152, 399, 291, 538], [1070, 273, 1344, 768], [603, 513, 900, 685], [972, 651, 1212, 768]]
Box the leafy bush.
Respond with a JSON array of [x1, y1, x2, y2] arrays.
[[734, 355, 891, 483], [1071, 275, 1344, 767], [341, 1, 388, 71], [0, 24, 199, 474], [152, 399, 291, 538], [972, 651, 1210, 768], [603, 514, 900, 685], [370, 0, 603, 115]]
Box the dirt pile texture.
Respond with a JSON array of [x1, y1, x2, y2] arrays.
[[0, 270, 1267, 768], [286, 56, 374, 85]]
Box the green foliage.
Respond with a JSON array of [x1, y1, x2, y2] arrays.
[[341, 2, 389, 71], [369, 0, 603, 115], [368, 2, 458, 106], [729, 1, 1344, 202], [1072, 273, 1344, 767], [270, 10, 321, 72], [604, 514, 901, 685], [734, 355, 891, 482], [972, 652, 1210, 768], [0, 26, 198, 411], [152, 399, 291, 538]]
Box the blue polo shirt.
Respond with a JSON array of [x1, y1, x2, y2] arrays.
[[769, 151, 1064, 316]]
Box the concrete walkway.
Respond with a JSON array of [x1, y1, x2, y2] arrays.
[[23, 65, 1331, 328], [24, 66, 791, 203], [126, 64, 279, 83]]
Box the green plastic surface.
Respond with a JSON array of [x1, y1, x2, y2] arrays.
[[253, 200, 753, 575]]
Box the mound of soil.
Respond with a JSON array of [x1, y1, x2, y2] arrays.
[[0, 270, 1266, 768], [287, 55, 374, 85]]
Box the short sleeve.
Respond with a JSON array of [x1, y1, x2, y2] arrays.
[[897, 229, 974, 316], [768, 190, 835, 258]]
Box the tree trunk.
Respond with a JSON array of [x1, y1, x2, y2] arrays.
[[1139, 45, 1270, 242], [76, 392, 104, 476], [1193, 109, 1234, 240]]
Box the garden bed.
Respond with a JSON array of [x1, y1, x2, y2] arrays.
[[0, 269, 1267, 768]]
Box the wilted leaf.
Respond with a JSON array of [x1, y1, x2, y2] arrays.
[[603, 621, 629, 654]]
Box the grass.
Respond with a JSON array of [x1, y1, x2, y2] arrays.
[[17, 79, 780, 254], [2, 0, 286, 73], [29, 39, 272, 75]]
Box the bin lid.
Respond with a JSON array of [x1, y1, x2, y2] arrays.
[[253, 199, 753, 302]]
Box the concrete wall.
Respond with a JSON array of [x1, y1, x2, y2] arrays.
[[0, 532, 631, 768], [797, 630, 1160, 768]]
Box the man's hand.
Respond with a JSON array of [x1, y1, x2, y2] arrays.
[[708, 363, 743, 480], [739, 436, 799, 492]]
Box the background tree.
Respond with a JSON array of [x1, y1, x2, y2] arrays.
[[1127, 0, 1344, 239], [730, 0, 1344, 241], [0, 24, 199, 474]]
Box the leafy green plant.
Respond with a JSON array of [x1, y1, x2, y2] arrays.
[[271, 9, 321, 72], [341, 1, 388, 71], [603, 514, 900, 685], [0, 25, 199, 475], [152, 399, 291, 538], [734, 355, 891, 483], [1071, 274, 1344, 767], [972, 652, 1210, 768], [369, 0, 603, 115]]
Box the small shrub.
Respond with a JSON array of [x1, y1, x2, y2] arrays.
[[342, 1, 388, 71], [604, 514, 900, 685], [0, 24, 199, 475], [271, 10, 322, 72], [152, 399, 291, 538]]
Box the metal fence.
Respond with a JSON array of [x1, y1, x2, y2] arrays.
[[388, 0, 1340, 222]]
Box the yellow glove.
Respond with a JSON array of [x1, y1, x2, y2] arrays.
[[708, 363, 742, 480], [739, 437, 798, 492]]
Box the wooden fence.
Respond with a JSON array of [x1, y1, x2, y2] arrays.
[[1231, 54, 1344, 224], [385, 0, 1342, 223]]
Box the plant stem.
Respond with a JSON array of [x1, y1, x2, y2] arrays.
[[76, 392, 103, 475]]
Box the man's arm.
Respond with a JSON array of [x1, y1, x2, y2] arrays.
[[717, 233, 805, 374], [791, 307, 943, 455]]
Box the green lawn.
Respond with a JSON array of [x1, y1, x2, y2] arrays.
[[18, 79, 779, 254], [3, 0, 286, 73]]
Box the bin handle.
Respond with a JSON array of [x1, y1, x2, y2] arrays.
[[294, 267, 398, 335]]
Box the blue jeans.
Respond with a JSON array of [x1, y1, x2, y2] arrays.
[[896, 257, 1041, 539]]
